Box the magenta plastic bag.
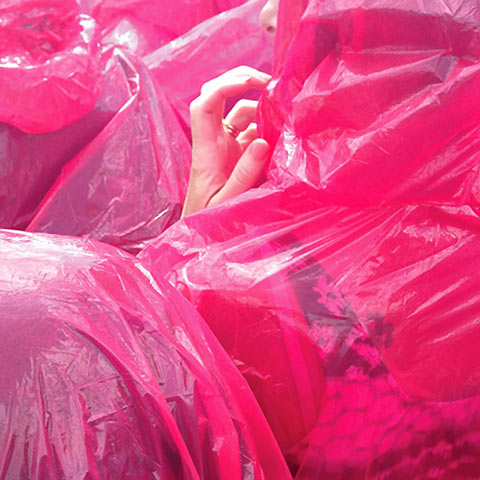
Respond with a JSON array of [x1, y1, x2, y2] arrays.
[[139, 187, 327, 472], [144, 0, 274, 131], [92, 0, 247, 40], [140, 185, 480, 477], [0, 1, 268, 248], [139, 0, 480, 476], [25, 46, 191, 252], [0, 0, 101, 133], [261, 0, 480, 207], [95, 0, 249, 56], [0, 229, 291, 480], [0, 47, 129, 231]]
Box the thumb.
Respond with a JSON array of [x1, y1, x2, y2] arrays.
[[208, 139, 270, 207]]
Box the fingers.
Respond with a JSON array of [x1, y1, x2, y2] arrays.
[[198, 67, 271, 114], [225, 100, 258, 133], [190, 67, 271, 141], [224, 100, 258, 150], [236, 122, 259, 150], [208, 139, 270, 207], [184, 67, 271, 217]]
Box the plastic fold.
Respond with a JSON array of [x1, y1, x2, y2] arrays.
[[140, 0, 480, 476]]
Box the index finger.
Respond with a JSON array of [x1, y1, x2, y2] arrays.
[[190, 69, 270, 144], [192, 66, 271, 116]]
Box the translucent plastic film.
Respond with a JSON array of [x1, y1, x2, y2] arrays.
[[0, 230, 290, 480], [140, 0, 480, 476]]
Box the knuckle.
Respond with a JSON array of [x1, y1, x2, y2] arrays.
[[200, 82, 211, 95], [189, 97, 203, 114], [233, 65, 256, 78], [201, 77, 220, 94], [233, 65, 249, 73]]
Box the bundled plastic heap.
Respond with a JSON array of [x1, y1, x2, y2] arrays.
[[0, 0, 272, 252], [140, 0, 480, 477], [0, 230, 291, 480], [90, 0, 248, 55]]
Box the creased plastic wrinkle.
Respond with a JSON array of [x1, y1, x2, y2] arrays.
[[0, 0, 101, 134], [144, 0, 273, 129], [0, 0, 271, 253], [139, 0, 480, 477], [24, 47, 192, 253], [91, 0, 250, 56], [0, 229, 290, 480]]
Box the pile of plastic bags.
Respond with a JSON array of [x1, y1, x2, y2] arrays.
[[0, 0, 272, 251], [0, 230, 290, 479], [1, 0, 480, 478], [140, 0, 480, 476]]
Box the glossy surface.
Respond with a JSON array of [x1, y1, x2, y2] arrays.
[[92, 0, 248, 56], [144, 0, 274, 131], [27, 47, 191, 252], [140, 0, 480, 476], [0, 0, 272, 251], [0, 0, 101, 133], [0, 230, 290, 480]]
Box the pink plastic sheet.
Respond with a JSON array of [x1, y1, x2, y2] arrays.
[[92, 0, 248, 56], [0, 0, 271, 250], [139, 187, 327, 472], [140, 0, 480, 476], [262, 0, 480, 207], [27, 47, 191, 252], [0, 229, 291, 480], [0, 48, 129, 231], [140, 185, 480, 477], [0, 0, 101, 133], [144, 0, 274, 131]]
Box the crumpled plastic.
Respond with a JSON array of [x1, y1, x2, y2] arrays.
[[139, 186, 328, 472], [262, 0, 480, 206], [0, 0, 101, 133], [0, 0, 272, 251], [0, 229, 291, 480], [144, 0, 274, 132], [139, 0, 480, 476], [0, 43, 151, 231], [94, 0, 249, 56], [26, 46, 191, 252], [141, 184, 480, 477]]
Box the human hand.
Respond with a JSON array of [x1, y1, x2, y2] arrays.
[[181, 66, 272, 217]]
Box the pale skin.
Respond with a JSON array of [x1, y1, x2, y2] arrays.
[[181, 0, 280, 217]]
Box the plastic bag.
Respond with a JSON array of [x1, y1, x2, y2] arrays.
[[0, 47, 130, 231], [140, 184, 480, 477], [139, 186, 327, 472], [0, 0, 101, 133], [0, 229, 291, 480], [0, 1, 270, 249], [95, 0, 249, 57], [92, 0, 248, 46], [26, 46, 191, 252], [144, 0, 274, 131], [261, 0, 480, 207], [139, 0, 480, 476]]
